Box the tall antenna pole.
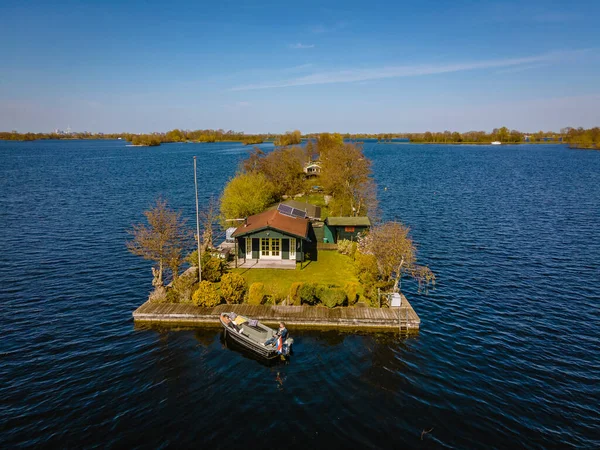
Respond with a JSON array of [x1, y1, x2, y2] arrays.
[[194, 156, 202, 282]]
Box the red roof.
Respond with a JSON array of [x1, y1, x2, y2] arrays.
[[232, 209, 309, 239]]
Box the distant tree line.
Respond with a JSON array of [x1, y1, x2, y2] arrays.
[[0, 129, 274, 146], [563, 127, 600, 149], [0, 131, 126, 141], [404, 127, 560, 144], [307, 127, 600, 146], [273, 130, 302, 146], [2, 127, 598, 149]]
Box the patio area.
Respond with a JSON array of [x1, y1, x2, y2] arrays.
[[236, 258, 297, 270]]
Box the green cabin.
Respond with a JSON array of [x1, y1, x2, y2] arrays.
[[324, 217, 371, 243], [233, 208, 315, 267]]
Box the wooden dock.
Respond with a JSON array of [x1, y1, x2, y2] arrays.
[[132, 295, 420, 333]]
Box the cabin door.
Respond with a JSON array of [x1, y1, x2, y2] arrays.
[[238, 238, 246, 259], [251, 238, 259, 259], [281, 238, 290, 260]]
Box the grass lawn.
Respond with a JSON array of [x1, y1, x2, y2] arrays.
[[231, 250, 360, 297]]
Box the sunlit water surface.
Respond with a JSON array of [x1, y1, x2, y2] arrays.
[[1, 140, 599, 448]]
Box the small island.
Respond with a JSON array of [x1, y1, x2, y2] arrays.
[[129, 133, 435, 332], [2, 126, 599, 149]]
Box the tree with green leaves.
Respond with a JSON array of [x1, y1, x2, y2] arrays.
[[220, 172, 276, 223], [242, 146, 306, 198]]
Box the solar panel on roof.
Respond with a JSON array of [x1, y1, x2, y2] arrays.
[[277, 203, 307, 219], [291, 208, 307, 219], [277, 204, 294, 216]]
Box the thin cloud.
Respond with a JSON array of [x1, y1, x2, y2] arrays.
[[281, 63, 314, 72], [230, 51, 585, 91], [223, 101, 250, 110], [311, 21, 349, 34], [289, 43, 315, 49], [496, 63, 548, 74]]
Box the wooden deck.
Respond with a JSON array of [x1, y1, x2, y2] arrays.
[[132, 295, 420, 333]]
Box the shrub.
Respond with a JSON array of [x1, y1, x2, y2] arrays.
[[192, 281, 221, 307], [349, 241, 357, 258], [201, 253, 227, 282], [317, 286, 347, 308], [268, 286, 287, 305], [149, 286, 167, 303], [363, 280, 394, 307], [337, 239, 354, 255], [355, 252, 379, 285], [248, 282, 266, 305], [187, 250, 226, 282], [186, 250, 200, 266], [171, 270, 198, 302], [220, 273, 247, 304], [299, 283, 319, 305], [166, 288, 179, 303], [289, 282, 303, 306], [344, 282, 360, 306]]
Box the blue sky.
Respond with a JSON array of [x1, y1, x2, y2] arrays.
[[1, 0, 599, 133]]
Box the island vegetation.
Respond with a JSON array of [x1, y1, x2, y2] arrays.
[[127, 132, 435, 310], [564, 127, 600, 149], [3, 126, 599, 149], [0, 129, 274, 146]]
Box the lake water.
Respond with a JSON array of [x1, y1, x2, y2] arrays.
[[1, 140, 599, 448]]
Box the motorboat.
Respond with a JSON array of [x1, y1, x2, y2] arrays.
[[491, 141, 501, 145], [219, 312, 293, 360]]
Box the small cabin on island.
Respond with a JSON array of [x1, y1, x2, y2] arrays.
[[303, 162, 321, 178], [233, 205, 316, 268], [324, 216, 371, 243]]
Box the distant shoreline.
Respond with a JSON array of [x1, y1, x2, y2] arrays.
[[1, 127, 597, 149]]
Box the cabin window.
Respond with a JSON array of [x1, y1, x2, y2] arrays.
[[290, 238, 296, 258], [261, 238, 270, 256], [271, 238, 280, 256], [246, 238, 251, 258], [344, 226, 355, 232]]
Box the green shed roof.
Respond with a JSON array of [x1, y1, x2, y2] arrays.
[[326, 217, 371, 227]]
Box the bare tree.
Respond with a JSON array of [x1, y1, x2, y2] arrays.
[[357, 222, 435, 293], [126, 198, 192, 285]]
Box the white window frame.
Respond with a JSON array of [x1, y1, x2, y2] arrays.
[[260, 238, 281, 260], [260, 238, 270, 258], [271, 238, 280, 256], [289, 238, 296, 258]]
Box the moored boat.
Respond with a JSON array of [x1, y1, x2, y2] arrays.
[[219, 312, 293, 360]]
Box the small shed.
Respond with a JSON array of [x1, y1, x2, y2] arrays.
[[324, 217, 371, 243]]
